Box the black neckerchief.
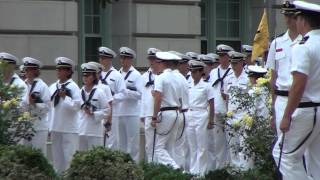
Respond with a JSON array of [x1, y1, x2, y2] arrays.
[[204, 75, 210, 82], [185, 74, 190, 80], [101, 70, 113, 85], [9, 77, 16, 85], [145, 71, 154, 87], [29, 80, 38, 94], [212, 67, 231, 89], [50, 81, 71, 107], [124, 70, 133, 80], [80, 88, 97, 110]]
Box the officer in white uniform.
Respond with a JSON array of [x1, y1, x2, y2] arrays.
[[21, 57, 50, 156], [266, 0, 302, 136], [98, 46, 126, 150], [224, 51, 250, 169], [242, 45, 254, 67], [141, 48, 161, 162], [210, 44, 234, 169], [19, 64, 26, 80], [186, 60, 215, 175], [275, 1, 320, 179], [0, 52, 27, 98], [78, 63, 111, 150], [49, 57, 81, 173], [199, 54, 219, 82], [117, 47, 142, 161], [151, 52, 183, 169], [169, 51, 192, 84]]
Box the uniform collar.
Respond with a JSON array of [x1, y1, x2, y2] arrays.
[[282, 30, 303, 43], [58, 78, 72, 85], [120, 66, 135, 73], [163, 68, 172, 73], [304, 29, 320, 37]]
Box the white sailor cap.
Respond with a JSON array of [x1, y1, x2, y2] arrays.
[[55, 57, 75, 68], [0, 52, 19, 64], [247, 65, 267, 77], [81, 63, 99, 75], [98, 46, 116, 58], [156, 52, 181, 61], [188, 60, 206, 70], [87, 61, 105, 72], [228, 51, 246, 63], [22, 57, 42, 68], [206, 53, 220, 63], [119, 47, 136, 59], [216, 44, 234, 55], [242, 45, 253, 54], [186, 52, 199, 60], [147, 48, 161, 57], [169, 51, 191, 63], [198, 54, 215, 64], [293, 1, 320, 15]]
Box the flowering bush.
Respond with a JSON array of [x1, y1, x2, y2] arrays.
[[224, 75, 276, 178], [0, 62, 34, 145]]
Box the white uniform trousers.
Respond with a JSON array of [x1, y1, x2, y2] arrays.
[[186, 110, 210, 175], [22, 130, 48, 156], [274, 96, 288, 136], [207, 128, 216, 171], [117, 116, 140, 161], [51, 132, 78, 174], [79, 135, 103, 151], [213, 113, 229, 169], [106, 115, 119, 150], [273, 107, 320, 180], [173, 111, 188, 170], [154, 110, 180, 169], [144, 116, 155, 162]]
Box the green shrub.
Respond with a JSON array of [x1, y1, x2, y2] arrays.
[[0, 145, 57, 179], [64, 146, 143, 180], [141, 162, 192, 180]]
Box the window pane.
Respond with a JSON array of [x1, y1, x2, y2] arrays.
[[229, 3, 240, 20], [85, 37, 102, 62], [216, 2, 227, 19], [93, 17, 100, 34], [201, 40, 208, 54], [93, 0, 100, 15], [85, 16, 92, 33], [85, 0, 92, 15], [228, 20, 239, 38], [216, 20, 227, 38]]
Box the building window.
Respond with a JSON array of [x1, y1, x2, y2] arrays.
[[84, 0, 102, 62], [200, 0, 208, 54]]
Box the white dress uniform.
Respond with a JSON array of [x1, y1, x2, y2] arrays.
[[141, 48, 161, 162], [20, 57, 50, 156], [78, 63, 112, 151], [273, 2, 320, 179], [48, 57, 81, 173], [209, 44, 234, 169], [117, 47, 142, 161], [98, 47, 127, 150], [224, 51, 250, 169], [266, 30, 302, 136], [153, 52, 183, 169], [0, 52, 28, 98], [186, 60, 215, 175]]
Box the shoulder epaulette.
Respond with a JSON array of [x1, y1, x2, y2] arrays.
[[299, 36, 309, 44]]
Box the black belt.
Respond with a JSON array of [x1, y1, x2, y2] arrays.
[[160, 107, 179, 111], [275, 90, 289, 97], [181, 109, 188, 113], [298, 102, 320, 108]]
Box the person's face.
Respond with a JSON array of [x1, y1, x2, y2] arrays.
[[25, 67, 38, 79], [284, 14, 297, 30], [246, 55, 253, 65], [82, 73, 95, 86], [148, 57, 156, 70], [120, 56, 133, 68], [219, 53, 229, 66], [230, 61, 244, 73], [296, 15, 305, 35], [191, 69, 203, 81], [56, 67, 71, 80], [178, 62, 189, 74], [249, 76, 257, 85], [99, 56, 112, 68]]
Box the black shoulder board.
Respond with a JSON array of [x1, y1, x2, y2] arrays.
[[299, 36, 309, 44], [276, 32, 285, 38], [110, 79, 115, 82]]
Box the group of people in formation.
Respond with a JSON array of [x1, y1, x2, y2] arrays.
[[1, 0, 320, 178], [0, 42, 268, 175]]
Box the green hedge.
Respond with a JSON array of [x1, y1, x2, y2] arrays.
[[63, 146, 143, 180], [0, 145, 57, 180], [141, 162, 192, 180]]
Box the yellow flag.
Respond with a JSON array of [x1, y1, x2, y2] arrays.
[[251, 9, 269, 62]]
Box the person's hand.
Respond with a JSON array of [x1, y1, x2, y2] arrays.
[[207, 120, 214, 129], [29, 95, 36, 105], [271, 116, 276, 130], [280, 116, 291, 133], [151, 117, 157, 128], [84, 107, 93, 115]]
